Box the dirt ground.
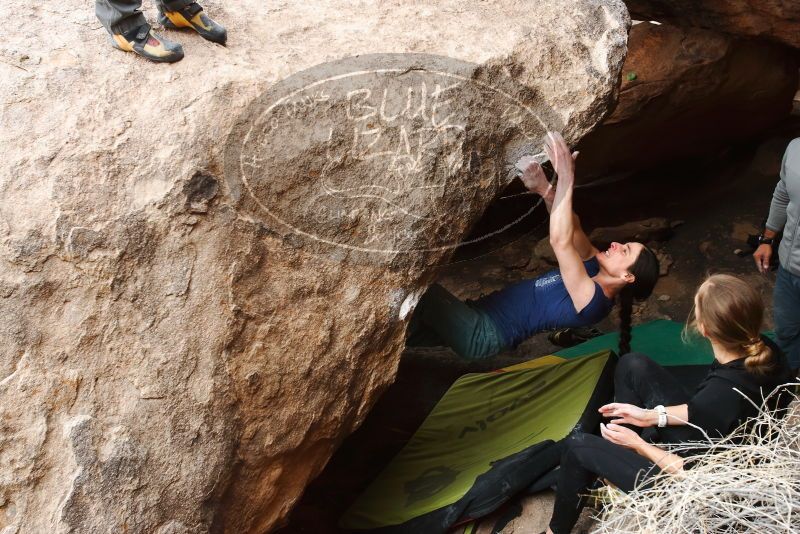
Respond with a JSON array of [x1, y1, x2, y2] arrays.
[[278, 122, 800, 534]]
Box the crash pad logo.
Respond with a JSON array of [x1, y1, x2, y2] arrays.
[[224, 53, 549, 260], [404, 466, 459, 506], [459, 379, 548, 439]]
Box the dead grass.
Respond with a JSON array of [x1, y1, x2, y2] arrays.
[[593, 386, 800, 534]]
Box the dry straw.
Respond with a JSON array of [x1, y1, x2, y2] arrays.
[[593, 384, 800, 534]]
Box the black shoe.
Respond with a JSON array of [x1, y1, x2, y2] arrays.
[[160, 2, 227, 45], [548, 327, 604, 348], [109, 23, 184, 63]]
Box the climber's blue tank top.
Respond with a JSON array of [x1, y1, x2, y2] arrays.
[[473, 257, 614, 348]]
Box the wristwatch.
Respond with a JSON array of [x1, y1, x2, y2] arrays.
[[654, 405, 667, 428], [757, 233, 774, 245]]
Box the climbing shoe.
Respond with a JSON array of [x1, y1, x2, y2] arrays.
[[109, 24, 184, 63], [159, 3, 227, 45], [548, 326, 604, 348]]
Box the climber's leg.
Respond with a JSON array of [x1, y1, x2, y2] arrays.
[[96, 0, 184, 63], [96, 0, 146, 34]]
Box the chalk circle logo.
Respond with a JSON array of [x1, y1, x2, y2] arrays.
[[224, 53, 551, 260]]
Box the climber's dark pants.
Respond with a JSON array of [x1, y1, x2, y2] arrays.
[[548, 432, 661, 534], [549, 353, 695, 534], [406, 283, 506, 360], [95, 0, 195, 34]]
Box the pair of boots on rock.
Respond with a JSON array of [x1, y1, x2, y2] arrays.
[[98, 1, 226, 63]]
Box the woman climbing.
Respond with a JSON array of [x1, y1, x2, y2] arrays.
[[545, 273, 794, 534], [406, 131, 660, 359]]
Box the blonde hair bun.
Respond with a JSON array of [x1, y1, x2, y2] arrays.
[[691, 274, 775, 374]]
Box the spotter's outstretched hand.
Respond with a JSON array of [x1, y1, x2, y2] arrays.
[[600, 402, 654, 428], [600, 423, 644, 450]]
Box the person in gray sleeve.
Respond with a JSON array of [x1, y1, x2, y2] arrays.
[[754, 138, 800, 370], [96, 0, 226, 63]]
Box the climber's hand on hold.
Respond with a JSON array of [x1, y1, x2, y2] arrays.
[[518, 156, 551, 195], [544, 131, 575, 190]]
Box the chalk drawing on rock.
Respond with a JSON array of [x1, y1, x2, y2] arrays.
[[225, 53, 554, 260]]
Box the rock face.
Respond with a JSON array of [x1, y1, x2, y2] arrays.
[[624, 0, 800, 50], [576, 22, 798, 180], [0, 1, 630, 532]]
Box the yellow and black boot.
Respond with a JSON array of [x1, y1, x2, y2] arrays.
[[110, 24, 184, 63], [159, 2, 227, 45]]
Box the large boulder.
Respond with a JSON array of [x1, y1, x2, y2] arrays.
[[624, 0, 800, 50], [576, 22, 798, 180], [0, 1, 630, 532]]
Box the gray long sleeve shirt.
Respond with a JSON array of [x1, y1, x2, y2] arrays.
[[766, 138, 800, 276]]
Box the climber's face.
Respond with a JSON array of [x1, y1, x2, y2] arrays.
[[597, 241, 644, 281]]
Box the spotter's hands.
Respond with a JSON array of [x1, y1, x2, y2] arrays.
[[600, 402, 655, 428], [600, 422, 645, 450]]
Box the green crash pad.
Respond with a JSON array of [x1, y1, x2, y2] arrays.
[[344, 320, 740, 533], [555, 319, 775, 364], [555, 319, 714, 365], [340, 350, 615, 533]]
